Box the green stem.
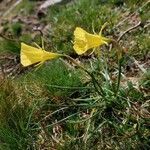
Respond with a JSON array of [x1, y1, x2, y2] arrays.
[[64, 55, 90, 74], [64, 55, 104, 97], [110, 39, 124, 96], [116, 58, 122, 96]]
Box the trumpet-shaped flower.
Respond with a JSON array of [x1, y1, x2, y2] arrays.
[[20, 43, 62, 67], [73, 24, 110, 55]]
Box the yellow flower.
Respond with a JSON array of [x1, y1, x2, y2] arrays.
[[20, 43, 62, 67], [73, 23, 109, 55]]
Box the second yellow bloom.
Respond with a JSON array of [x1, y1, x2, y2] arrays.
[[73, 25, 110, 55]]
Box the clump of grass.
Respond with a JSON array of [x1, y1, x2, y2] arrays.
[[22, 60, 84, 99], [0, 79, 34, 149], [15, 49, 148, 149], [0, 39, 20, 54], [11, 22, 22, 36]]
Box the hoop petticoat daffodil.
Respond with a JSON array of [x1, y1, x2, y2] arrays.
[[20, 43, 63, 67], [73, 23, 110, 55]]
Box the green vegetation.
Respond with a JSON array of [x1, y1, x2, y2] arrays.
[[11, 22, 22, 36], [0, 0, 149, 149]]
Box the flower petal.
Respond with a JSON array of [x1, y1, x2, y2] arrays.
[[73, 26, 110, 55], [74, 27, 87, 40], [21, 43, 61, 67]]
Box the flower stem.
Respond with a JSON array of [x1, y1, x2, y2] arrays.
[[64, 55, 104, 97], [110, 39, 124, 96], [116, 58, 123, 96]]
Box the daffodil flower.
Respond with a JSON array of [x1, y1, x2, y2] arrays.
[[73, 23, 110, 55], [20, 43, 62, 67]]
